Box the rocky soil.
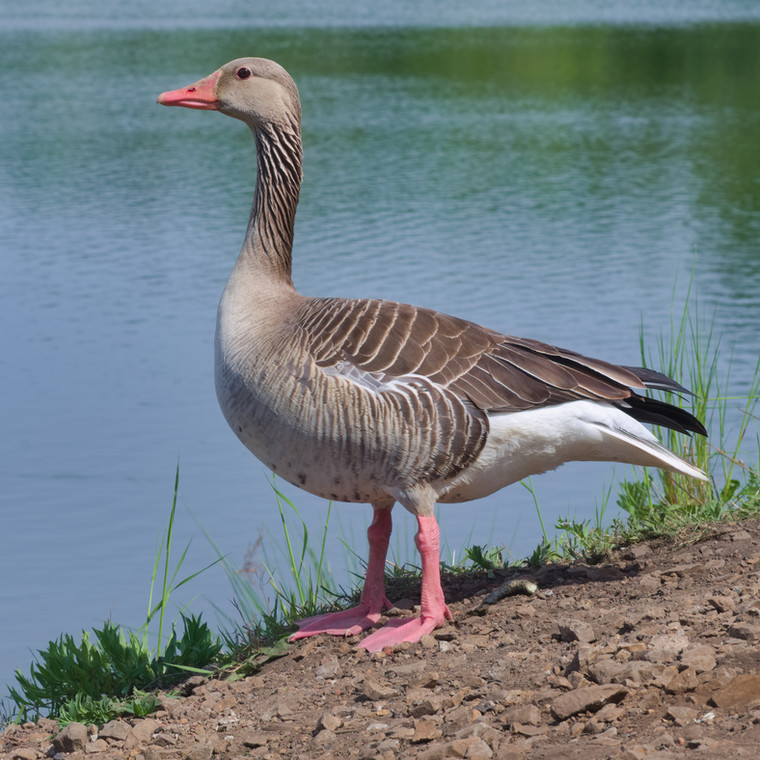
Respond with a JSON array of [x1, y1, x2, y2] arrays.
[[5, 518, 760, 760]]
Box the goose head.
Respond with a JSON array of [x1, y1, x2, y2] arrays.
[[158, 57, 301, 129]]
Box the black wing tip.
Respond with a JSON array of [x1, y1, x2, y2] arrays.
[[623, 393, 708, 437], [622, 365, 696, 397]]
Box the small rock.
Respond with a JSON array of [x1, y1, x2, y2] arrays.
[[620, 544, 652, 560], [550, 684, 628, 721], [377, 738, 401, 752], [617, 751, 644, 760], [410, 698, 442, 718], [413, 671, 441, 689], [315, 655, 341, 678], [420, 634, 438, 649], [645, 633, 689, 663], [444, 705, 473, 733], [665, 667, 699, 695], [567, 672, 593, 690], [86, 738, 109, 753], [275, 702, 294, 720], [38, 718, 59, 734], [363, 678, 398, 700], [125, 718, 160, 748], [512, 722, 547, 737], [727, 623, 760, 640], [595, 703, 624, 723], [413, 718, 441, 743], [588, 658, 624, 685], [650, 664, 680, 689], [10, 749, 38, 760], [241, 731, 269, 748], [98, 719, 131, 741], [708, 595, 736, 613], [558, 619, 597, 643], [316, 710, 342, 732], [53, 722, 89, 753], [152, 731, 178, 747], [313, 729, 336, 746], [679, 645, 716, 673], [185, 743, 214, 760], [179, 675, 207, 696], [503, 703, 542, 726], [566, 643, 597, 674], [638, 573, 661, 593], [465, 737, 493, 759], [389, 725, 417, 740], [710, 674, 760, 709], [666, 705, 698, 726], [681, 723, 707, 746]]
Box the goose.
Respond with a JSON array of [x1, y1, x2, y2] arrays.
[[158, 58, 707, 652]]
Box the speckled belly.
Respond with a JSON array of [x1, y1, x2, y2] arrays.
[[214, 352, 395, 504]]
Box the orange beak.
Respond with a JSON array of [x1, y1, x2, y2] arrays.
[[157, 70, 221, 110]]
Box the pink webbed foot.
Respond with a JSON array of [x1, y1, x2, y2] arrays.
[[289, 597, 393, 641], [358, 603, 451, 652], [359, 512, 451, 652], [289, 505, 394, 643]]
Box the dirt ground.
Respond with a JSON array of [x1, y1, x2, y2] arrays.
[[4, 517, 760, 760]]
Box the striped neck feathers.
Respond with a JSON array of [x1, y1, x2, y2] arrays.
[[243, 118, 303, 284]]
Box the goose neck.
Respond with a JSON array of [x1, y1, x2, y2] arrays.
[[240, 120, 303, 285]]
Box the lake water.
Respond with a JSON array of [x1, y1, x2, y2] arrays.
[[2, 2, 760, 702]]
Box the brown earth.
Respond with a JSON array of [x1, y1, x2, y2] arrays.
[[4, 517, 760, 760]]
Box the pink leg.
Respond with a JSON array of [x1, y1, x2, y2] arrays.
[[358, 514, 451, 652], [289, 505, 394, 641]]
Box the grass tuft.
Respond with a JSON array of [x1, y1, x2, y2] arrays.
[[7, 468, 222, 724]]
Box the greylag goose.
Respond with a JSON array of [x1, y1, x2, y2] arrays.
[[158, 58, 707, 652]]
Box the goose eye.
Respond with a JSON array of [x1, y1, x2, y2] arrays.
[[235, 67, 252, 80]]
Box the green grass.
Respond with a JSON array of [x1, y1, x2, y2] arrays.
[[6, 467, 223, 724]]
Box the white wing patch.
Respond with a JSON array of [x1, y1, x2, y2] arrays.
[[322, 360, 438, 396]]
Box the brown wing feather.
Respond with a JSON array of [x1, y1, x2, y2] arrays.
[[299, 297, 643, 413]]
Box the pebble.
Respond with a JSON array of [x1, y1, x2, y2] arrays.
[[708, 595, 736, 613], [410, 698, 442, 718], [185, 743, 214, 760], [550, 684, 628, 721], [710, 674, 760, 709], [52, 723, 88, 753], [241, 731, 269, 748], [726, 623, 760, 640], [664, 667, 700, 695], [666, 705, 698, 726], [316, 710, 343, 732], [315, 655, 341, 678], [10, 749, 37, 760], [502, 703, 542, 726], [99, 719, 131, 741], [363, 678, 398, 700], [412, 718, 441, 743], [679, 644, 717, 673], [558, 618, 597, 643], [125, 717, 160, 748]]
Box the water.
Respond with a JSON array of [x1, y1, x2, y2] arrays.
[[2, 3, 760, 701]]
